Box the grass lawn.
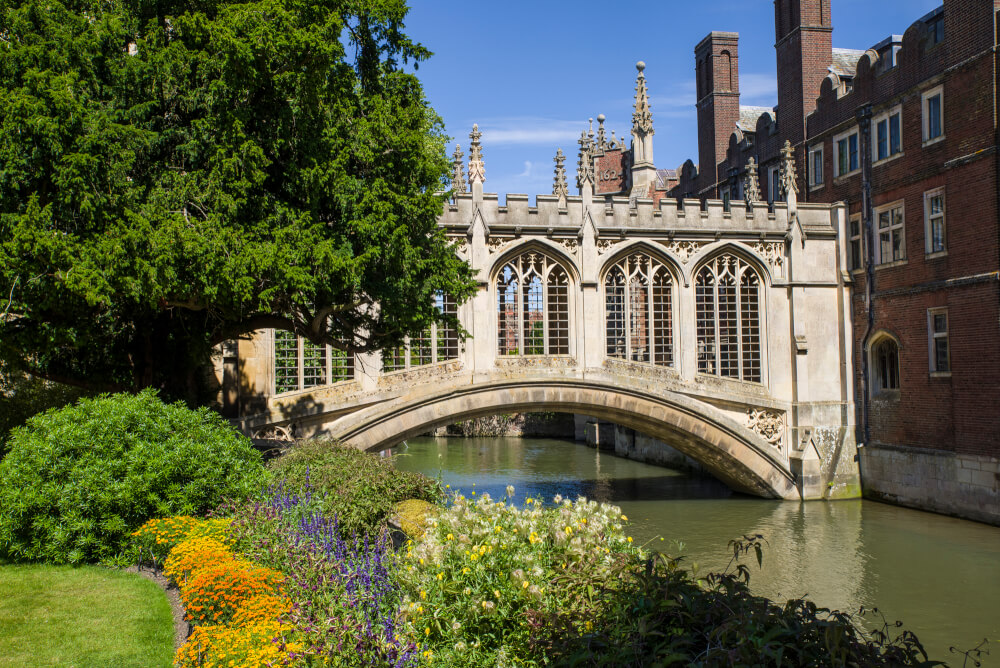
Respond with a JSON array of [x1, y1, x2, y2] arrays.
[[0, 564, 174, 667]]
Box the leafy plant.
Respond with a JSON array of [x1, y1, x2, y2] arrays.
[[267, 439, 440, 538], [0, 389, 267, 564]]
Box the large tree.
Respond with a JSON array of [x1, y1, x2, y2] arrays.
[[0, 0, 475, 397]]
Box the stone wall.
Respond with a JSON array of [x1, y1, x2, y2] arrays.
[[431, 412, 576, 438], [860, 443, 1000, 526]]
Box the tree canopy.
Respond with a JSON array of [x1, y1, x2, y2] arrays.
[[0, 0, 475, 396]]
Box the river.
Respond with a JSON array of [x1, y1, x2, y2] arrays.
[[391, 435, 1000, 665]]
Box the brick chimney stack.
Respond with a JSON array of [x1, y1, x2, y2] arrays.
[[695, 32, 740, 197], [774, 0, 833, 149]]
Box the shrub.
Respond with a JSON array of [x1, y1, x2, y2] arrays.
[[396, 489, 643, 667], [0, 389, 267, 564], [267, 439, 440, 537], [0, 364, 83, 460]]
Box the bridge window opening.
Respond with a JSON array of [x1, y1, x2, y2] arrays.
[[605, 253, 674, 366], [696, 255, 762, 382], [273, 330, 354, 394], [873, 337, 900, 394], [497, 250, 571, 356], [381, 293, 459, 372]]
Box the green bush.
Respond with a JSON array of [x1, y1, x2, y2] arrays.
[[268, 439, 440, 537], [0, 389, 267, 565], [0, 365, 84, 460]]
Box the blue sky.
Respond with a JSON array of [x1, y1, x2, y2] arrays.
[[403, 0, 941, 200]]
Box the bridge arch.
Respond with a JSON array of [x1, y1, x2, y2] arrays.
[[319, 379, 801, 500]]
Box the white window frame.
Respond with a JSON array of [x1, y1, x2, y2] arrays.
[[808, 143, 824, 189], [833, 127, 860, 178], [874, 200, 906, 266], [873, 105, 903, 164], [922, 85, 944, 146], [848, 213, 863, 271], [924, 188, 946, 256], [927, 307, 951, 376]]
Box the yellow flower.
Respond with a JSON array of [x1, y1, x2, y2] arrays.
[[585, 620, 593, 632], [522, 581, 529, 589], [436, 572, 444, 580], [447, 533, 454, 540], [627, 536, 633, 543], [420, 590, 427, 600], [462, 567, 470, 574], [425, 627, 431, 636], [419, 558, 424, 565], [565, 526, 573, 535], [526, 498, 533, 504], [470, 554, 478, 561], [621, 514, 628, 521], [494, 589, 501, 599]]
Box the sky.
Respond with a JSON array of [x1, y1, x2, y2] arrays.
[[402, 0, 941, 200]]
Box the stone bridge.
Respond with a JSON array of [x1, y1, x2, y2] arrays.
[[230, 68, 861, 501]]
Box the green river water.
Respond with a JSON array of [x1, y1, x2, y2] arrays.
[[391, 435, 1000, 665]]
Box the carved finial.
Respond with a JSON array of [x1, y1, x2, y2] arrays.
[[632, 61, 654, 137], [596, 114, 608, 150], [452, 144, 466, 194], [577, 130, 595, 189], [468, 124, 485, 184], [553, 148, 568, 206], [779, 140, 799, 200], [588, 118, 594, 139], [744, 157, 761, 205]]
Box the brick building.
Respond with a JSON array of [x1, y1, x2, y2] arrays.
[[671, 0, 1000, 522]]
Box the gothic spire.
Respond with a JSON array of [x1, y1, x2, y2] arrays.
[[468, 124, 485, 184], [779, 140, 799, 200], [576, 130, 595, 190], [744, 157, 761, 206], [596, 114, 608, 150], [553, 148, 568, 206], [451, 144, 466, 194], [632, 61, 654, 137]]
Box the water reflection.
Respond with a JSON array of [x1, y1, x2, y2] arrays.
[[392, 436, 1000, 664]]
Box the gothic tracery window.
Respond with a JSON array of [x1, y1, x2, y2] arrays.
[[604, 253, 674, 366], [696, 254, 762, 383], [497, 250, 570, 356]]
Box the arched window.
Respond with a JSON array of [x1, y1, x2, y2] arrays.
[[696, 254, 762, 382], [496, 250, 570, 356], [872, 337, 900, 395], [604, 253, 674, 366]]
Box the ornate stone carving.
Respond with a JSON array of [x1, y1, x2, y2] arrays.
[[744, 157, 761, 206], [252, 425, 294, 442], [753, 241, 785, 278], [468, 124, 485, 184], [576, 130, 595, 189], [746, 409, 784, 447], [494, 356, 578, 370], [660, 240, 704, 263], [632, 61, 654, 136], [596, 239, 617, 254], [558, 238, 578, 255], [487, 236, 512, 254], [779, 140, 798, 200], [595, 114, 608, 150], [552, 148, 568, 206], [452, 144, 466, 194], [452, 237, 469, 257], [378, 360, 464, 390]]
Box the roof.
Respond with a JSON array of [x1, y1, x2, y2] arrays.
[[737, 106, 772, 132], [656, 169, 678, 189], [830, 48, 865, 78]]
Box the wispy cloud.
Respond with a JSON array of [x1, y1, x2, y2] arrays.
[[517, 161, 533, 178], [469, 118, 585, 146]]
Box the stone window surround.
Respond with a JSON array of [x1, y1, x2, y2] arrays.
[[833, 126, 860, 179], [872, 104, 903, 165], [923, 187, 947, 257], [921, 85, 945, 146], [869, 331, 901, 399], [927, 307, 951, 377], [603, 251, 677, 369], [873, 199, 906, 267]]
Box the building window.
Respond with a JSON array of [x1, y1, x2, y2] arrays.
[[274, 330, 354, 394], [875, 202, 905, 265], [922, 86, 944, 144], [382, 293, 459, 372], [874, 106, 902, 162], [849, 214, 863, 270], [767, 165, 780, 204], [928, 308, 950, 374], [924, 188, 946, 255], [605, 252, 674, 367], [872, 337, 900, 395], [808, 143, 824, 187], [927, 13, 944, 46], [720, 186, 731, 212], [834, 128, 860, 177], [496, 249, 570, 356], [695, 254, 762, 383]]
